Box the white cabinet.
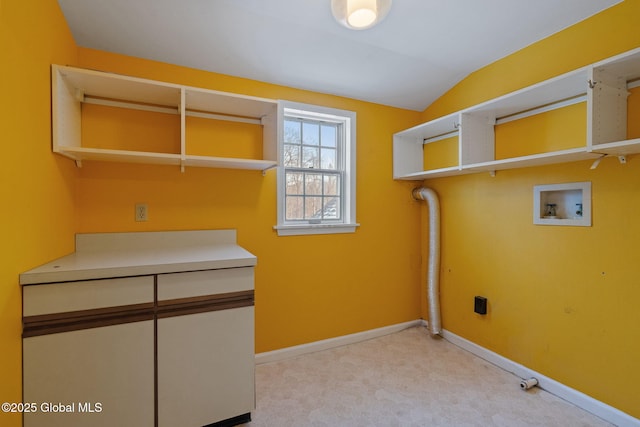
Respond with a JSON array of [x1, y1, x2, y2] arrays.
[[52, 65, 278, 172], [393, 47, 640, 180], [157, 268, 255, 427], [20, 230, 257, 427]]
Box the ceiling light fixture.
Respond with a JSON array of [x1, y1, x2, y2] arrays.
[[331, 0, 392, 30]]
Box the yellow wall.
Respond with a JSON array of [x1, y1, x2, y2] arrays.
[[74, 48, 423, 353], [0, 1, 78, 425], [5, 0, 640, 423], [420, 0, 640, 417]]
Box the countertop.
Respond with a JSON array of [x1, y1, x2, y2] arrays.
[[20, 230, 256, 285]]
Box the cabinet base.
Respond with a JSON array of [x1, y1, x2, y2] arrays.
[[204, 412, 251, 427]]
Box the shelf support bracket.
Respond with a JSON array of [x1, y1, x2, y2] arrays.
[[590, 154, 606, 170], [489, 170, 496, 177], [75, 159, 83, 168], [262, 164, 278, 176], [618, 155, 627, 164]]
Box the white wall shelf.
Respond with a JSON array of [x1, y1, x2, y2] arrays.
[[52, 65, 279, 172], [533, 182, 591, 227], [394, 47, 640, 180]]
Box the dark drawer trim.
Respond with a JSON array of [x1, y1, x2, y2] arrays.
[[157, 290, 254, 319], [22, 303, 155, 338], [23, 290, 254, 337]]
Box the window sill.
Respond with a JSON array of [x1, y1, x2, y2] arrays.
[[273, 223, 360, 236]]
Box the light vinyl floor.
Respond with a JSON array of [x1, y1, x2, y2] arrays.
[[244, 326, 612, 427]]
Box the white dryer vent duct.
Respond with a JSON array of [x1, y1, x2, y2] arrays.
[[412, 187, 442, 337]]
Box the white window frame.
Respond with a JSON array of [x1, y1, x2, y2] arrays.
[[274, 100, 358, 236]]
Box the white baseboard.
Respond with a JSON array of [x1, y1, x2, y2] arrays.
[[435, 322, 639, 427], [255, 320, 421, 364]]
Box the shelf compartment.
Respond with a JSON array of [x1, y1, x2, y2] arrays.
[[81, 103, 181, 155], [393, 112, 460, 179], [185, 116, 263, 160], [423, 135, 458, 171], [589, 47, 640, 148], [183, 88, 278, 170], [184, 88, 276, 120], [494, 101, 587, 160], [471, 67, 589, 121]]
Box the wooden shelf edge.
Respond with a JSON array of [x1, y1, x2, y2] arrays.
[[56, 147, 278, 172], [590, 138, 640, 156], [463, 148, 601, 172], [56, 146, 181, 165], [393, 148, 608, 180], [394, 167, 462, 180], [183, 155, 277, 171]]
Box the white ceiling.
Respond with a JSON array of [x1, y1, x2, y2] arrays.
[[57, 0, 621, 111]]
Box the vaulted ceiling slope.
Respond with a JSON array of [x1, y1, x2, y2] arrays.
[[57, 0, 621, 111]]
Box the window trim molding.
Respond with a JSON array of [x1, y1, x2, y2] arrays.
[[275, 100, 358, 236]]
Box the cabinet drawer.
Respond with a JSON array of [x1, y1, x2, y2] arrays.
[[157, 267, 254, 301], [23, 276, 154, 317]]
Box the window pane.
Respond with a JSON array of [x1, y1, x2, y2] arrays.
[[286, 172, 304, 195], [284, 144, 300, 167], [286, 196, 304, 220], [302, 146, 319, 168], [321, 148, 336, 169], [323, 174, 340, 196], [305, 173, 322, 195], [321, 124, 337, 147], [323, 197, 340, 219], [305, 197, 323, 219], [284, 120, 301, 144], [302, 122, 319, 146]]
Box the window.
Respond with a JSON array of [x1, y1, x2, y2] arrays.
[[275, 101, 357, 236]]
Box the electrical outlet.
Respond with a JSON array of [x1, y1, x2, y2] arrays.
[[474, 296, 487, 315], [135, 203, 148, 222]]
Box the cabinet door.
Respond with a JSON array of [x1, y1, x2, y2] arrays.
[[23, 321, 155, 427], [157, 306, 255, 427]]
